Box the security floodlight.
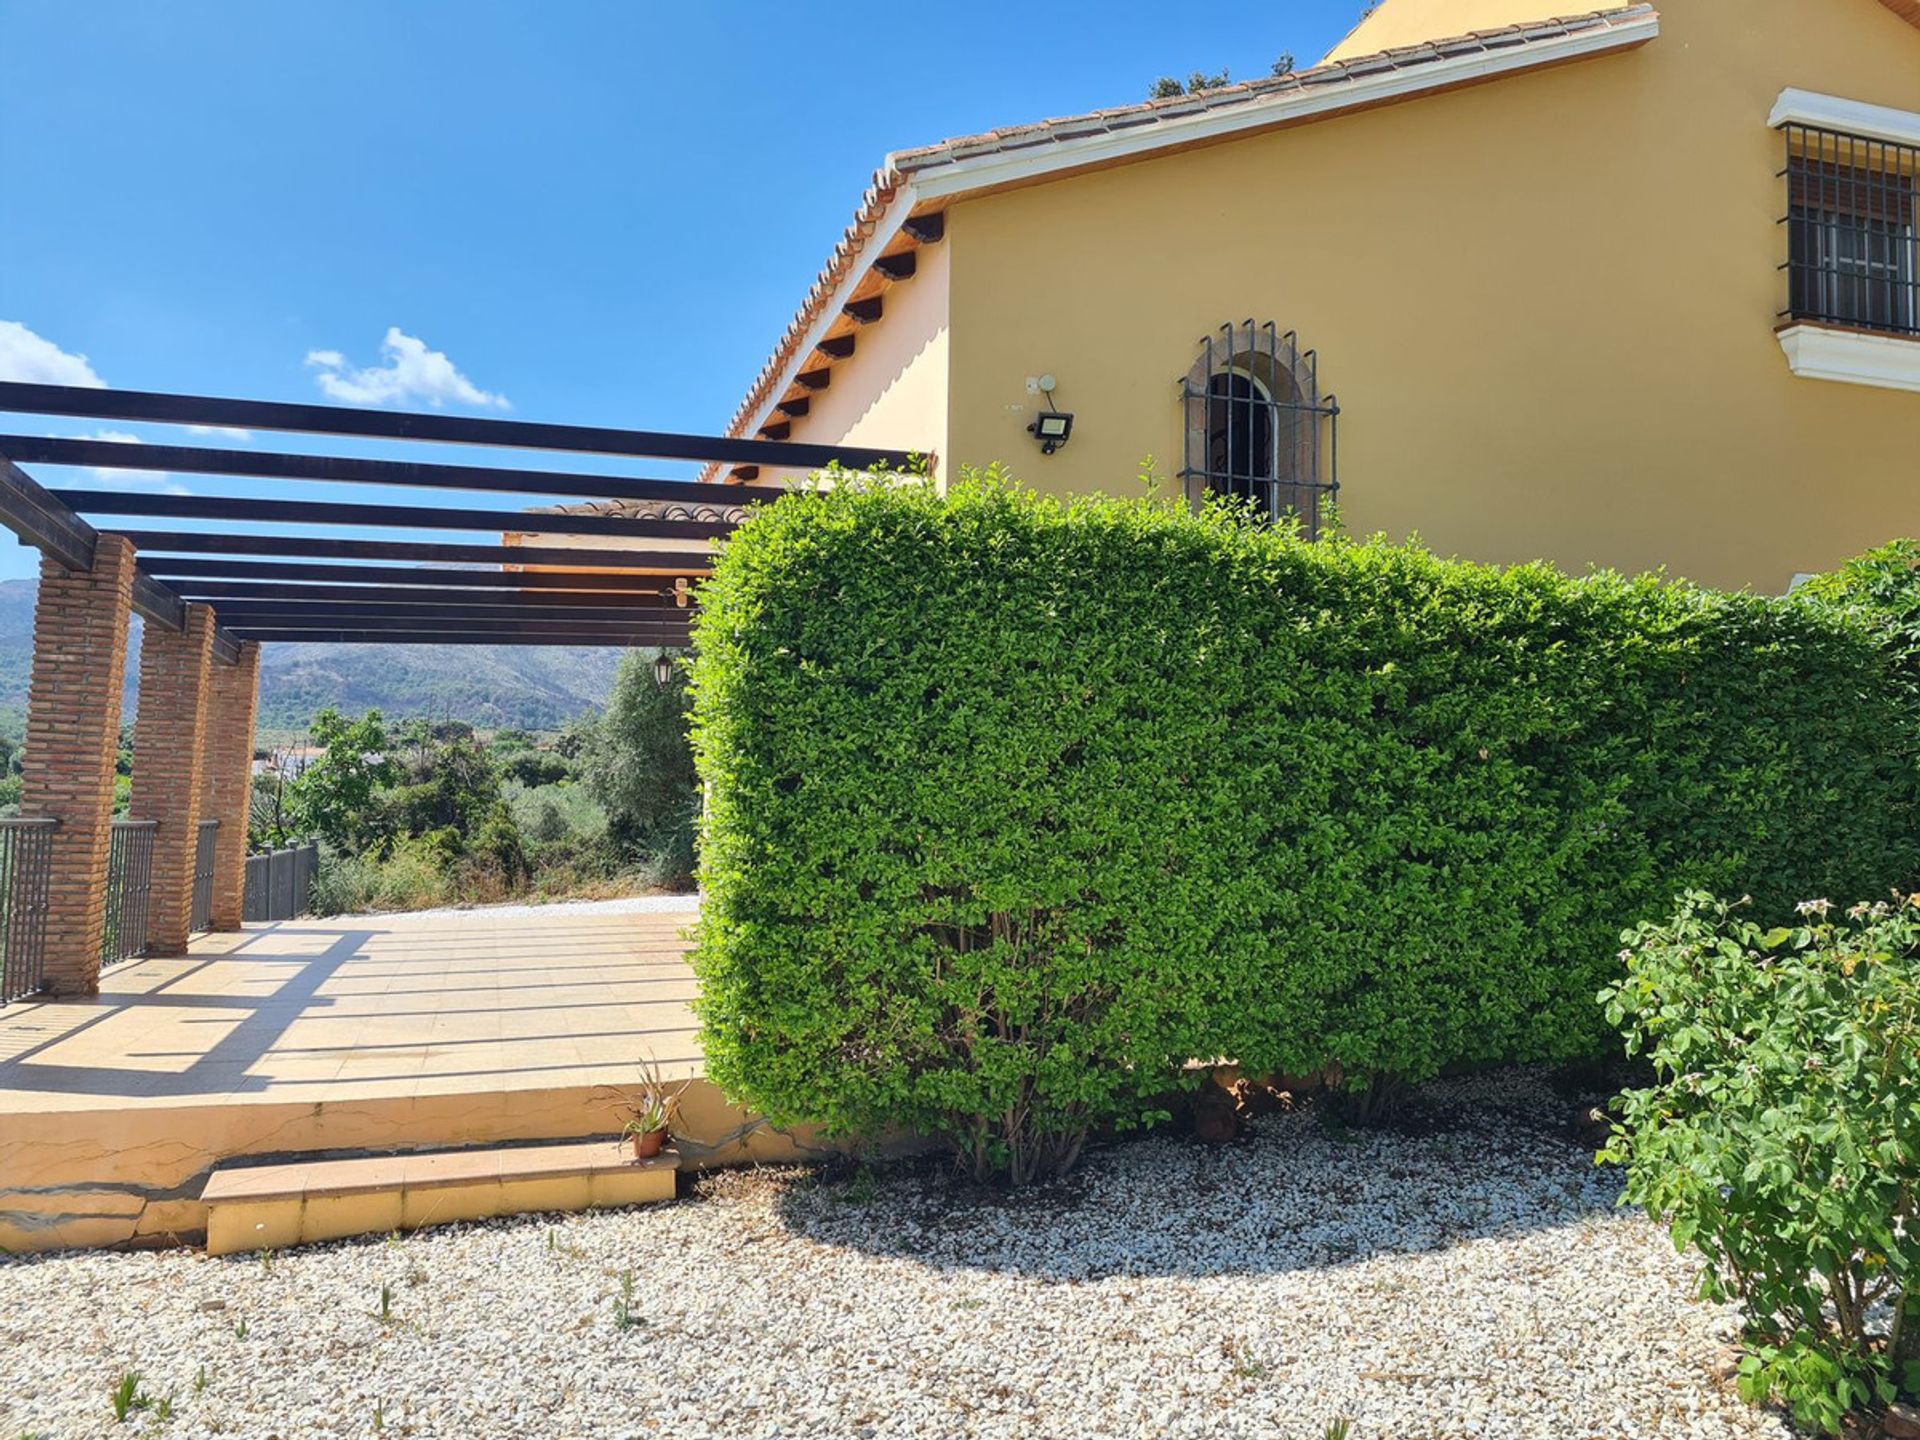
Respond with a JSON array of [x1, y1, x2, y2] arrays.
[[1027, 409, 1074, 455]]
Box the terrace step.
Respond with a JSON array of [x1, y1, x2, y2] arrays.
[[201, 1140, 677, 1256]]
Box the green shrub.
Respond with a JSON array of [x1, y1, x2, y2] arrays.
[[1602, 894, 1920, 1435], [690, 472, 1920, 1183], [313, 841, 454, 915], [583, 650, 698, 886]]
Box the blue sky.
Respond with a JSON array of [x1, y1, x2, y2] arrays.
[[0, 1, 1365, 583]]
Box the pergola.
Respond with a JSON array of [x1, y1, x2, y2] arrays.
[[0, 380, 916, 999]]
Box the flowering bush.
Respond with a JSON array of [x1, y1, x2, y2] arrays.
[[1602, 894, 1920, 1435]]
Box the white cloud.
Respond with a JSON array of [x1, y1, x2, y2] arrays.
[[187, 424, 252, 442], [0, 320, 106, 387], [304, 328, 508, 409]]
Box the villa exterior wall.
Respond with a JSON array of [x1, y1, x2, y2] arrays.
[[923, 0, 1920, 592]]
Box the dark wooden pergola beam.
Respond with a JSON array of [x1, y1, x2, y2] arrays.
[[198, 598, 683, 623], [0, 453, 241, 658], [0, 434, 782, 509], [219, 612, 693, 637], [225, 629, 692, 647], [0, 380, 919, 472], [141, 558, 689, 591], [55, 490, 736, 542], [112, 530, 713, 570], [171, 580, 679, 609]]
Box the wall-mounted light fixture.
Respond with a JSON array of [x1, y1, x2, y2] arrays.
[[1027, 409, 1073, 455], [1024, 373, 1073, 455]]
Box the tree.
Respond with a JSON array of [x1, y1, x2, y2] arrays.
[[1148, 68, 1230, 99], [584, 650, 698, 883], [286, 707, 401, 853], [1148, 53, 1292, 100]]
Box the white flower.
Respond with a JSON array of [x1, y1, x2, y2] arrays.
[[1795, 899, 1833, 918]]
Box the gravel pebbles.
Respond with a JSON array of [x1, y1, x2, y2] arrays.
[[0, 1069, 1792, 1440]]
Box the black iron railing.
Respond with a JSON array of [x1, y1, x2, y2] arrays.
[[0, 818, 56, 1004], [244, 842, 318, 923], [1781, 123, 1920, 338], [190, 819, 219, 934], [103, 819, 156, 966]]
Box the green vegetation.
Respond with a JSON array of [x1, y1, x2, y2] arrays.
[[1604, 895, 1920, 1435], [259, 647, 697, 915], [690, 472, 1919, 1185]]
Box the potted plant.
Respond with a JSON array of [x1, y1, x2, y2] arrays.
[[620, 1056, 688, 1160]]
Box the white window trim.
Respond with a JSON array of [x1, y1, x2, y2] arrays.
[[1769, 88, 1920, 149], [1777, 323, 1920, 393]]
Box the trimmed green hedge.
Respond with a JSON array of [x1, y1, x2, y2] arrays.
[[689, 473, 1920, 1181]]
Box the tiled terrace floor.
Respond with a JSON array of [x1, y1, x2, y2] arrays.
[[0, 897, 704, 1114], [0, 897, 827, 1251]]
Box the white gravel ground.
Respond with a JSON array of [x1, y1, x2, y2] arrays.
[[0, 1070, 1793, 1440]]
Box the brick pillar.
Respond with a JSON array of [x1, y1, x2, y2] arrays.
[[200, 641, 260, 931], [129, 604, 217, 956], [19, 535, 137, 995]]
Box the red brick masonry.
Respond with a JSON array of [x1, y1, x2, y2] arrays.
[[20, 537, 137, 994], [201, 642, 260, 931], [131, 604, 216, 956]]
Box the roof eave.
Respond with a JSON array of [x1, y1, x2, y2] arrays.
[[718, 5, 1659, 450]]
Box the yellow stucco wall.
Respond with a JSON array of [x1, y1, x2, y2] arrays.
[[936, 0, 1920, 592], [761, 240, 950, 487]]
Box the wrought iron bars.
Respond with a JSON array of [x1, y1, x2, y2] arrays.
[[103, 820, 156, 966], [0, 818, 55, 1004], [191, 819, 218, 935], [1780, 123, 1920, 338], [1180, 321, 1339, 538]]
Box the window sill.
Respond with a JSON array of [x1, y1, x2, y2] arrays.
[[1777, 323, 1920, 394]]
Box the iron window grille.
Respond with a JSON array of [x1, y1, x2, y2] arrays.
[[1180, 321, 1338, 537], [1780, 123, 1920, 338]]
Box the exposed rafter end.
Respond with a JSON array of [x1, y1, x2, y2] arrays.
[[842, 296, 884, 327], [873, 251, 916, 283], [795, 369, 832, 392], [817, 335, 856, 360], [776, 396, 810, 420], [902, 212, 946, 244]]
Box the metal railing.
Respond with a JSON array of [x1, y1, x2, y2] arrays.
[[190, 819, 219, 934], [103, 819, 157, 967], [244, 842, 317, 924], [0, 818, 56, 1005]]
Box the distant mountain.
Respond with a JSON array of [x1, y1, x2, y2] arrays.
[[0, 578, 627, 736]]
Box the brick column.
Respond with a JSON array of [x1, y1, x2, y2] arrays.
[[200, 641, 260, 932], [19, 535, 137, 995], [130, 604, 217, 956]]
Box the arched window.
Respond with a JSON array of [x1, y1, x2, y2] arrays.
[[1182, 321, 1338, 536]]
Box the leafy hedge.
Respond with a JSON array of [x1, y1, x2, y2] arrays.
[[689, 472, 1920, 1181]]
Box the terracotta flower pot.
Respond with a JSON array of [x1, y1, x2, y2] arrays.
[[631, 1127, 668, 1160]]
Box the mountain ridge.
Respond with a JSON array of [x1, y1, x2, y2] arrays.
[[0, 577, 628, 734]]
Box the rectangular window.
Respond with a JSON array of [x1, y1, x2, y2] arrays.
[[1783, 124, 1920, 337]]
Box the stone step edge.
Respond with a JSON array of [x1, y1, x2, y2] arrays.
[[201, 1139, 678, 1206]]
